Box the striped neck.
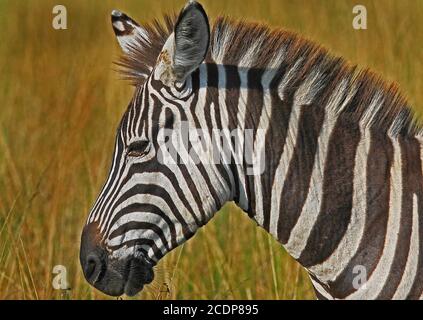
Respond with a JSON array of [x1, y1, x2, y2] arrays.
[[199, 48, 423, 299]]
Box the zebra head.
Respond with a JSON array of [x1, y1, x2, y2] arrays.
[[80, 2, 234, 296]]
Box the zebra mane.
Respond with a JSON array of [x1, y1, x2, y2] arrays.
[[116, 14, 422, 138]]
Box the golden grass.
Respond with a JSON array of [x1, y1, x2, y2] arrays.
[[0, 0, 421, 300]]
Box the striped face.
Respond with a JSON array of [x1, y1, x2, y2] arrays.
[[79, 2, 229, 297]]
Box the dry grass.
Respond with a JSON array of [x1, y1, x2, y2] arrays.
[[0, 0, 421, 300]]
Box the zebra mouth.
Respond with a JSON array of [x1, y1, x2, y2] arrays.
[[123, 258, 155, 296], [80, 222, 155, 297]]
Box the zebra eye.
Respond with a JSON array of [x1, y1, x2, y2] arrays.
[[127, 140, 150, 158]]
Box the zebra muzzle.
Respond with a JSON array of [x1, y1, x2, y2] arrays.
[[80, 223, 154, 297]]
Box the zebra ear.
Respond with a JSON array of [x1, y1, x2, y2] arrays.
[[173, 1, 210, 80], [155, 1, 210, 86], [111, 10, 150, 53]]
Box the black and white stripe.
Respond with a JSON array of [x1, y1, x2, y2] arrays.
[[81, 1, 423, 299]]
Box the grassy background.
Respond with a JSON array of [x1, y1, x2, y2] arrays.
[[0, 0, 421, 300]]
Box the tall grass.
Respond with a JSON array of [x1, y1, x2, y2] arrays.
[[0, 0, 421, 300]]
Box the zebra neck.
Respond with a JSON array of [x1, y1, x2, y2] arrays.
[[197, 62, 288, 214], [205, 60, 423, 299], [205, 61, 329, 220], [194, 18, 423, 299]]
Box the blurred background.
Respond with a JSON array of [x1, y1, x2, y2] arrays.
[[0, 0, 421, 299]]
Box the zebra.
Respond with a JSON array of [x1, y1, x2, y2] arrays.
[[80, 1, 423, 299]]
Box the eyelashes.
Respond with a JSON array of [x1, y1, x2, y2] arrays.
[[127, 140, 150, 158]]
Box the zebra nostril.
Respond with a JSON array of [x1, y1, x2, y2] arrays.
[[84, 253, 104, 283]]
